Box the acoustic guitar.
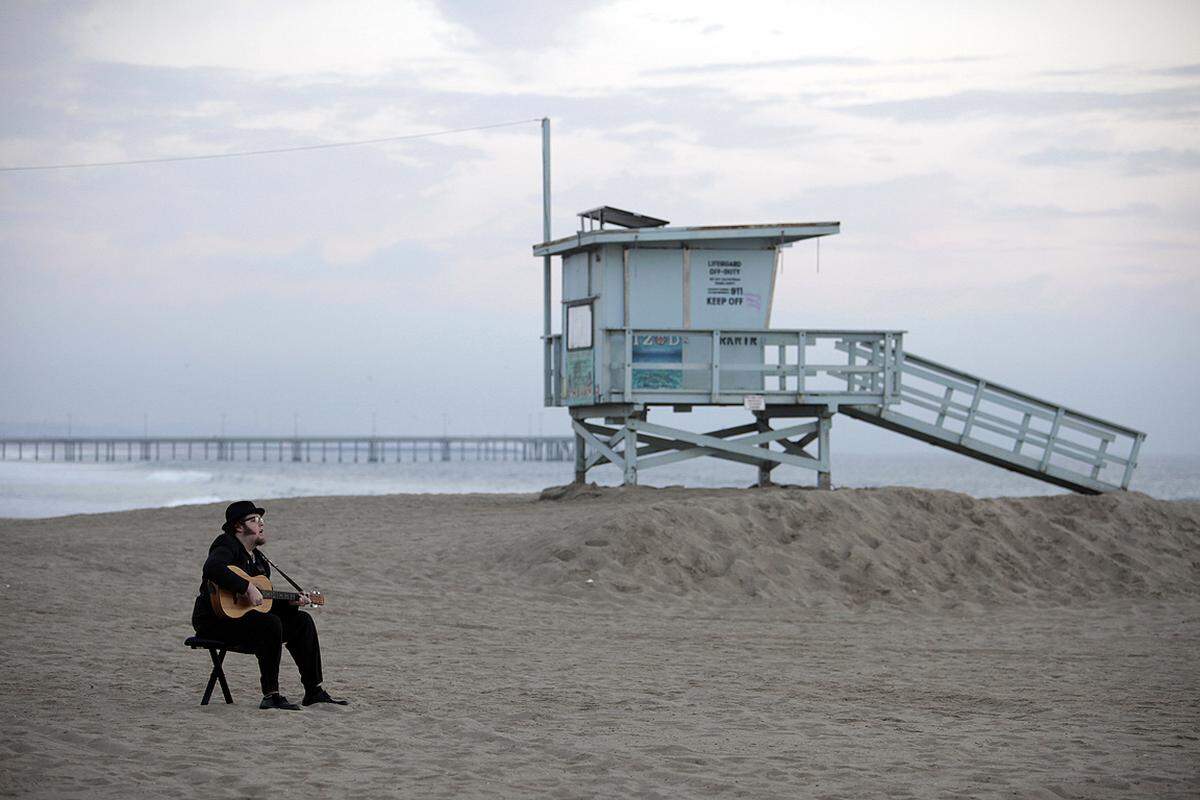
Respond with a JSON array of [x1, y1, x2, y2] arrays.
[[209, 565, 325, 620]]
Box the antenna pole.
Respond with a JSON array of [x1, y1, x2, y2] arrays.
[[541, 117, 552, 406]]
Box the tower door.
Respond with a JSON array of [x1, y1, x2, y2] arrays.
[[564, 300, 596, 405]]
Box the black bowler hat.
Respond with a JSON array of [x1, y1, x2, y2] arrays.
[[223, 500, 266, 532]]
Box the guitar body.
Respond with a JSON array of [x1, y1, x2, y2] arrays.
[[210, 565, 275, 619], [208, 564, 324, 620]]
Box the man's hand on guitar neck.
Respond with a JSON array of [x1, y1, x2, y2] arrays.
[[290, 592, 311, 607], [242, 583, 265, 606]]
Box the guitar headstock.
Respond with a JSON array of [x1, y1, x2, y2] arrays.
[[307, 590, 326, 607]]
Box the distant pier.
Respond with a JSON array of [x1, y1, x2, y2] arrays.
[[0, 436, 575, 464]]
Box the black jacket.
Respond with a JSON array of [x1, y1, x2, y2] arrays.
[[192, 531, 296, 628]]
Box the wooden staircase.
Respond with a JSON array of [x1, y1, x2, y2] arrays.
[[838, 344, 1144, 494]]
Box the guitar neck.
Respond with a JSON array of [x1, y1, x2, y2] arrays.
[[261, 589, 303, 601]]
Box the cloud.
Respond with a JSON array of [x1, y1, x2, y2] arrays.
[[836, 87, 1200, 122], [1154, 63, 1200, 77], [1035, 68, 1118, 78], [1019, 146, 1200, 175], [993, 202, 1161, 221], [643, 57, 877, 77], [67, 0, 476, 77], [640, 55, 996, 78], [434, 0, 605, 50], [1038, 63, 1200, 79]]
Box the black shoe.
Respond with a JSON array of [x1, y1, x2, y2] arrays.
[[302, 687, 349, 706], [260, 693, 302, 711]]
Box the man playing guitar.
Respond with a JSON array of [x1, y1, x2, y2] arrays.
[[191, 500, 348, 710]]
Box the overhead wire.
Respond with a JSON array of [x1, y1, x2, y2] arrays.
[[0, 117, 544, 173]]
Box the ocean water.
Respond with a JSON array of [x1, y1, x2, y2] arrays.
[[1, 453, 1197, 519]]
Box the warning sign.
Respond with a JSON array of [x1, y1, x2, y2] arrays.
[[704, 259, 744, 307]]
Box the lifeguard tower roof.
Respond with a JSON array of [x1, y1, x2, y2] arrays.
[[533, 220, 840, 258]]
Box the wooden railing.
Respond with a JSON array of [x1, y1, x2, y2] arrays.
[[838, 342, 1144, 492], [600, 328, 905, 406]]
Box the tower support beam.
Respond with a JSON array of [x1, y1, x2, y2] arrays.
[[568, 406, 834, 489]]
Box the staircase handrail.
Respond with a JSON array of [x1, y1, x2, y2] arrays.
[[840, 344, 1144, 439]]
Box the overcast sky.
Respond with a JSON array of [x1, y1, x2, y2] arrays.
[[1, 0, 1197, 454]]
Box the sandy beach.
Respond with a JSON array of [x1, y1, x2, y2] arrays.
[[0, 486, 1197, 798]]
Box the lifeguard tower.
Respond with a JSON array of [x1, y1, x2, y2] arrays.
[[533, 205, 1144, 494]]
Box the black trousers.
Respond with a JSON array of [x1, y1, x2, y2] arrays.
[[195, 609, 323, 696]]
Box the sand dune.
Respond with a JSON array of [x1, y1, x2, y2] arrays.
[[0, 487, 1196, 798], [518, 487, 1200, 608]]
